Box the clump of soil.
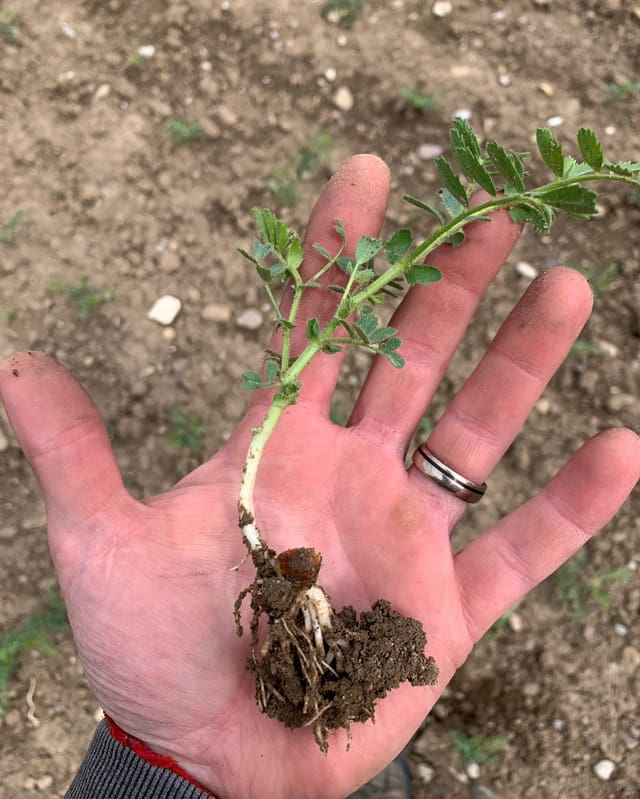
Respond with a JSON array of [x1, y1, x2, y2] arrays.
[[235, 546, 438, 752]]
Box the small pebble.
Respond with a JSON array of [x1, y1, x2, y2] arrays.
[[36, 776, 54, 791], [466, 762, 480, 779], [432, 0, 453, 16], [553, 719, 565, 731], [148, 295, 181, 326], [498, 74, 511, 86], [538, 81, 555, 96], [453, 108, 472, 120], [417, 763, 435, 783], [605, 125, 616, 135], [492, 10, 507, 20], [95, 83, 111, 100], [508, 612, 524, 632], [417, 143, 444, 160], [614, 623, 629, 636], [236, 308, 263, 330], [62, 23, 77, 39], [333, 86, 354, 111], [516, 261, 539, 280], [324, 67, 337, 82], [547, 115, 564, 127], [94, 707, 105, 722], [138, 45, 156, 58], [621, 733, 638, 750], [593, 759, 615, 781], [201, 302, 232, 322], [162, 327, 176, 341], [0, 525, 18, 539], [336, 33, 347, 46]]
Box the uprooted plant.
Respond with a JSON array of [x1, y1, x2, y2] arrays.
[[233, 120, 640, 751]]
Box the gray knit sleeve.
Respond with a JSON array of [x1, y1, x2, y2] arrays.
[[65, 720, 214, 799]]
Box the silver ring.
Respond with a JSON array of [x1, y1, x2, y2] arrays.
[[412, 446, 487, 504]]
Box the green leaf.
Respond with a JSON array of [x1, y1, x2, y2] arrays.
[[241, 370, 264, 390], [577, 128, 604, 172], [313, 242, 331, 259], [321, 342, 342, 354], [508, 203, 553, 230], [253, 238, 273, 260], [446, 231, 466, 246], [435, 156, 468, 206], [256, 265, 273, 283], [536, 128, 564, 176], [355, 235, 383, 265], [406, 264, 442, 286], [606, 160, 640, 176], [384, 228, 413, 264], [271, 262, 287, 279], [451, 117, 482, 162], [486, 141, 526, 193], [354, 267, 376, 283], [562, 156, 592, 180], [328, 284, 345, 294], [453, 146, 497, 196], [237, 247, 259, 265], [536, 184, 597, 218], [337, 256, 355, 275], [287, 238, 304, 269], [334, 218, 346, 239], [357, 309, 379, 337], [369, 325, 397, 344], [379, 336, 401, 352], [264, 362, 278, 383], [402, 194, 444, 224], [438, 187, 466, 219], [306, 317, 321, 340], [386, 352, 405, 368]]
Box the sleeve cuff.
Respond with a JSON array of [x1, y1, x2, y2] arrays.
[[65, 720, 215, 799]]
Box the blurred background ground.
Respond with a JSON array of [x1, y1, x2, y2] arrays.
[[0, 1, 639, 796]]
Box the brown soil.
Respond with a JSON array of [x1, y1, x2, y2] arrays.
[[1, 1, 639, 797]]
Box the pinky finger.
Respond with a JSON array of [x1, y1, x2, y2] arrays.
[[454, 428, 640, 643]]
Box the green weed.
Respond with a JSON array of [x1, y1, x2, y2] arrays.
[[569, 338, 601, 356], [554, 548, 631, 620], [605, 82, 640, 102], [165, 119, 207, 146], [399, 86, 439, 112], [322, 0, 365, 27], [48, 277, 114, 322], [0, 591, 68, 714], [1, 309, 17, 322], [165, 406, 208, 452], [450, 730, 508, 766], [0, 211, 23, 246], [0, 9, 18, 42], [269, 129, 332, 208], [573, 261, 618, 300]]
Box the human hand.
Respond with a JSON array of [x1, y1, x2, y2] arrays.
[[1, 156, 638, 799]]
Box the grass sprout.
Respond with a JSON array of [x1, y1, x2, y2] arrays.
[[48, 277, 114, 321]]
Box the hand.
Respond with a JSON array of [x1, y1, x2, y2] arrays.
[[1, 156, 638, 799]]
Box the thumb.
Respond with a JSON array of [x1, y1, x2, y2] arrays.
[[0, 352, 134, 546]]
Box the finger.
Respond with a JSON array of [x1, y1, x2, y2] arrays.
[[350, 199, 522, 449], [0, 352, 134, 543], [454, 428, 640, 642], [420, 266, 593, 488], [252, 154, 391, 411]]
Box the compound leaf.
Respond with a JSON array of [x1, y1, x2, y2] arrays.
[[486, 141, 526, 193], [402, 194, 444, 223], [453, 146, 497, 196], [536, 184, 597, 218], [241, 370, 264, 390], [451, 117, 482, 161]]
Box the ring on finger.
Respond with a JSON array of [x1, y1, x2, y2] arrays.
[[411, 446, 487, 504]]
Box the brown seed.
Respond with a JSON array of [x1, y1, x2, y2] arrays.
[[12, 369, 19, 376], [276, 547, 322, 586]]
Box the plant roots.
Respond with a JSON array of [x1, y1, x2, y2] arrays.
[[234, 546, 438, 752]]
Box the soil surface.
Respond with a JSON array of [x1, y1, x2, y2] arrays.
[[1, 1, 639, 797]]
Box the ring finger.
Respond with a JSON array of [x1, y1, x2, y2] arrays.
[[412, 266, 593, 497]]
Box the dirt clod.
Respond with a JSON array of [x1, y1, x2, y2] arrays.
[[237, 547, 437, 751]]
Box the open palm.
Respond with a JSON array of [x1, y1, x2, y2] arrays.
[[1, 156, 638, 799]]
